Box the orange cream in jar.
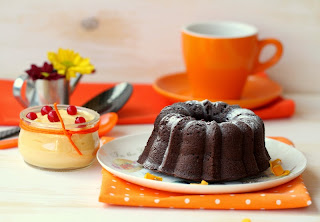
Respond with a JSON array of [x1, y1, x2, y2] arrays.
[[18, 104, 100, 170]]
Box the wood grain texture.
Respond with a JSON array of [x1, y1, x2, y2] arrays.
[[0, 0, 319, 94]]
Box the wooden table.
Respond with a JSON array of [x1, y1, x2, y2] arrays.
[[0, 93, 319, 222]]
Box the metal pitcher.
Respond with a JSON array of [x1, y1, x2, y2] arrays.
[[13, 74, 82, 107]]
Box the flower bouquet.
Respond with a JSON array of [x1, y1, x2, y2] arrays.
[[13, 48, 95, 107], [27, 48, 95, 81]]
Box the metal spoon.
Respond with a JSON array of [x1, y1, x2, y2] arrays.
[[0, 82, 133, 140], [82, 82, 133, 114]]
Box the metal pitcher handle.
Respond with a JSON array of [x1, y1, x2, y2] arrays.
[[69, 73, 82, 93], [13, 74, 31, 107]]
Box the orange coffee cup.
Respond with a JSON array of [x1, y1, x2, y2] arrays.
[[182, 21, 283, 100]]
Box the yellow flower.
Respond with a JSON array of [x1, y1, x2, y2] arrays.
[[47, 48, 95, 80]]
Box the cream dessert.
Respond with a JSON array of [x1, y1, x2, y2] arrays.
[[18, 104, 100, 170]]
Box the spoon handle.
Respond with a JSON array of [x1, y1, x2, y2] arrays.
[[0, 138, 18, 150], [0, 127, 20, 140]]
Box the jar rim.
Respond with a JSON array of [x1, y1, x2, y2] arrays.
[[20, 104, 100, 130]]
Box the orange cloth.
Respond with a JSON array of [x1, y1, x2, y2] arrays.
[[0, 75, 295, 126], [99, 137, 311, 210]]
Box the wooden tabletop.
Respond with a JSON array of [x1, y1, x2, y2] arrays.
[[0, 93, 319, 222]]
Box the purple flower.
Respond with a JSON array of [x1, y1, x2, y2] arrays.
[[25, 62, 64, 81]]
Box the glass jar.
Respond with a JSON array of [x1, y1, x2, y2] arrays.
[[18, 104, 100, 170]]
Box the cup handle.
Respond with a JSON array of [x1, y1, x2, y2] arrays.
[[252, 38, 283, 74], [13, 74, 30, 107]]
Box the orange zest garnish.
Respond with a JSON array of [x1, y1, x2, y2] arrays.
[[190, 180, 209, 185], [144, 172, 163, 181], [53, 103, 82, 155], [270, 159, 290, 176]]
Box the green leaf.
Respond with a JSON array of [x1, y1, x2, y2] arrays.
[[41, 72, 50, 77]]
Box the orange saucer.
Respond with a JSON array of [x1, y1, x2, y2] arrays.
[[153, 72, 282, 109]]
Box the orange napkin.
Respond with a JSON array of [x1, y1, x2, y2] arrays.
[[99, 137, 311, 210], [0, 74, 295, 126]]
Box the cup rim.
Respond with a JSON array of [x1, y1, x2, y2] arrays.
[[181, 21, 258, 39]]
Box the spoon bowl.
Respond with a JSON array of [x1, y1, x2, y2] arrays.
[[82, 82, 133, 114]]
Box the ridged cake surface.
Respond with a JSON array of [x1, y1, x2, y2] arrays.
[[137, 100, 270, 182]]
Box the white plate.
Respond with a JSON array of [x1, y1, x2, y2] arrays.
[[97, 133, 307, 194]]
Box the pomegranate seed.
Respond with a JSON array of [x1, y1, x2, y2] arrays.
[[75, 116, 86, 124], [47, 110, 60, 122], [67, 105, 77, 115], [41, 105, 53, 115], [26, 112, 37, 120]]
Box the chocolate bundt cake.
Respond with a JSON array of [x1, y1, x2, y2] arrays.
[[137, 100, 270, 182]]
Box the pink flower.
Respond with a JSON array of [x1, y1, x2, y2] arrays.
[[25, 62, 64, 80]]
